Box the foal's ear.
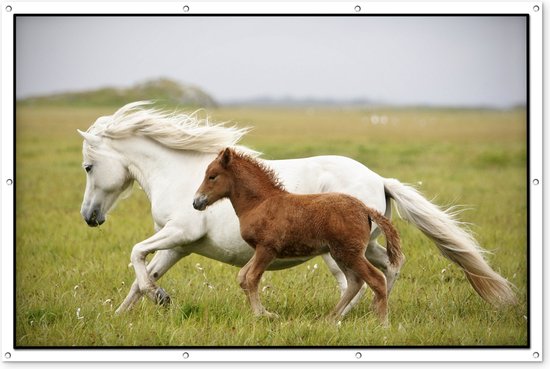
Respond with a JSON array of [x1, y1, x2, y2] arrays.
[[220, 148, 232, 168]]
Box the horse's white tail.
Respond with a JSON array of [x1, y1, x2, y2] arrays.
[[383, 178, 517, 306]]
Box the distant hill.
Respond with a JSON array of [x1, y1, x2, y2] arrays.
[[18, 78, 218, 108], [224, 96, 374, 108]]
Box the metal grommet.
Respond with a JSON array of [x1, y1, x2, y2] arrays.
[[182, 352, 189, 359], [355, 352, 362, 359], [533, 352, 540, 359], [533, 5, 540, 12], [183, 5, 190, 12], [354, 5, 361, 12], [5, 5, 12, 12], [4, 352, 11, 359], [6, 178, 13, 185], [533, 179, 540, 185]]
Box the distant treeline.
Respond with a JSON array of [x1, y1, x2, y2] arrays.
[[17, 78, 218, 108], [17, 77, 525, 111]]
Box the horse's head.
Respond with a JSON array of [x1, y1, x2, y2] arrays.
[[193, 148, 234, 211], [78, 129, 133, 227]]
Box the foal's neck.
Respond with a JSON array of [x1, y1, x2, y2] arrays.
[[228, 160, 286, 217]]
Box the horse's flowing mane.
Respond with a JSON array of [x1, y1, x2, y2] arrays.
[[229, 148, 286, 192], [86, 101, 252, 153]]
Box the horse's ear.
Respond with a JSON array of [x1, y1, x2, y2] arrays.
[[220, 148, 232, 168], [77, 129, 101, 146]]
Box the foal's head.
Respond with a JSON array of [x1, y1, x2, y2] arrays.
[[194, 147, 285, 211], [193, 148, 235, 211]]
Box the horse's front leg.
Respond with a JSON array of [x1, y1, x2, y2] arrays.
[[129, 224, 199, 306], [115, 247, 190, 314]]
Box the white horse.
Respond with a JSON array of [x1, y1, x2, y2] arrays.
[[78, 102, 516, 316]]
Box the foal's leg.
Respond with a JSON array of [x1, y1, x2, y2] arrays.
[[239, 247, 277, 318], [321, 254, 349, 295], [365, 239, 404, 295], [324, 238, 403, 318], [116, 247, 189, 314], [323, 204, 402, 317], [328, 266, 364, 321], [363, 199, 403, 296], [349, 256, 389, 324], [237, 253, 256, 295]]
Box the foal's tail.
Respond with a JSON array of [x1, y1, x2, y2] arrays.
[[383, 178, 517, 306], [367, 209, 404, 268]]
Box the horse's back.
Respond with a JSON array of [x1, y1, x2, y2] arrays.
[[267, 155, 386, 213]]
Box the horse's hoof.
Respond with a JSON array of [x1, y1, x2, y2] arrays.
[[326, 314, 341, 325], [155, 287, 171, 306], [260, 311, 279, 319]]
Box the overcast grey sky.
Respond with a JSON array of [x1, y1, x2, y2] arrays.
[[16, 16, 526, 107]]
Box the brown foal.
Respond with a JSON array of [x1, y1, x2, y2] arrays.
[[193, 148, 403, 323]]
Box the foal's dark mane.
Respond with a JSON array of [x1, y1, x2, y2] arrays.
[[230, 149, 286, 192]]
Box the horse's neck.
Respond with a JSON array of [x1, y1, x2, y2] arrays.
[[228, 164, 284, 217], [111, 136, 213, 201]]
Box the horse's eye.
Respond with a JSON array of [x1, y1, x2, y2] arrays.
[[84, 165, 93, 173], [208, 175, 217, 181]]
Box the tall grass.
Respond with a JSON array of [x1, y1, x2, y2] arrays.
[[15, 105, 527, 346]]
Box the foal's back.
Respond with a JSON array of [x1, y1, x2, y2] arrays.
[[240, 192, 372, 258]]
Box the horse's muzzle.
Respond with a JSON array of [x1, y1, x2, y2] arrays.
[[193, 195, 208, 211], [82, 208, 105, 227]]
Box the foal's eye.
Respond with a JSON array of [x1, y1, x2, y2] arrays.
[[84, 165, 93, 173], [208, 175, 217, 181]]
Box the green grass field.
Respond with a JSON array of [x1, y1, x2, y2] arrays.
[[15, 104, 528, 346]]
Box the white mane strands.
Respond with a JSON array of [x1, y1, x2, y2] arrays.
[[87, 101, 251, 154]]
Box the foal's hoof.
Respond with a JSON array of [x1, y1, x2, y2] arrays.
[[154, 287, 172, 307]]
